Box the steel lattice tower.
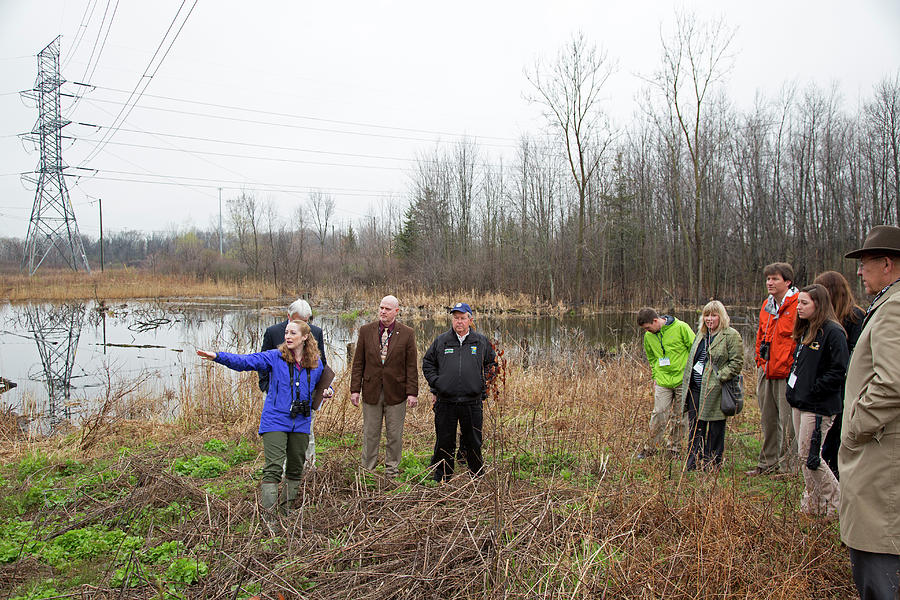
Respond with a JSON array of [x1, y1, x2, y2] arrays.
[[25, 303, 86, 425], [21, 37, 90, 275]]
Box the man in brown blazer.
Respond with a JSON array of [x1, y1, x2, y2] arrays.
[[840, 225, 900, 599], [350, 295, 418, 477]]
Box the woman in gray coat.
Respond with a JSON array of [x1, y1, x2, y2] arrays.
[[681, 301, 745, 470]]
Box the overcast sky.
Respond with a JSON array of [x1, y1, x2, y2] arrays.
[[1, 0, 898, 240]]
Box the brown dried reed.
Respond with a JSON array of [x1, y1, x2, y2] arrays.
[[4, 347, 854, 599]]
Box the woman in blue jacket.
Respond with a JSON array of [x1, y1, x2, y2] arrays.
[[198, 319, 324, 517], [786, 284, 849, 518]]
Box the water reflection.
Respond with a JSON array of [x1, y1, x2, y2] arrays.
[[0, 300, 759, 432], [25, 303, 85, 428]]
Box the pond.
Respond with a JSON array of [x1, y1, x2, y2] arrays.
[[0, 299, 760, 430]]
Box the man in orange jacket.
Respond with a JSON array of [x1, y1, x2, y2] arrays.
[[746, 262, 800, 476]]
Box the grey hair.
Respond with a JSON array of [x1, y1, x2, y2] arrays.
[[288, 299, 312, 320]]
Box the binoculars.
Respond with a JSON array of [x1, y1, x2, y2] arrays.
[[290, 399, 310, 419]]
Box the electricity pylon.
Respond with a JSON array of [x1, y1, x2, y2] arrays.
[[21, 37, 90, 275], [25, 303, 86, 425]]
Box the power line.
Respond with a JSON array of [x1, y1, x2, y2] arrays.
[[81, 0, 119, 84], [68, 127, 423, 162], [86, 84, 520, 143], [73, 138, 426, 171], [64, 126, 509, 169], [79, 0, 198, 167], [62, 169, 401, 197], [61, 0, 99, 71], [77, 96, 519, 149]]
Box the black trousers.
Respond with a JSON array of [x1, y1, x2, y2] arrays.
[[850, 547, 900, 600], [821, 410, 842, 479], [431, 400, 483, 481], [685, 387, 726, 470]]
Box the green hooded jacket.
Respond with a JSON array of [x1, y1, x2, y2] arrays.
[[642, 316, 696, 388]]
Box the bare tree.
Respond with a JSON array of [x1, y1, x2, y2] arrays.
[[527, 32, 616, 302], [866, 73, 900, 225], [227, 191, 262, 276], [308, 190, 335, 258], [650, 11, 735, 301]]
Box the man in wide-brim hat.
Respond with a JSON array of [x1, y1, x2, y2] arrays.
[[839, 224, 900, 599]]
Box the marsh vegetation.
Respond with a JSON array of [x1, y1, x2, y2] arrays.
[[0, 338, 852, 599]]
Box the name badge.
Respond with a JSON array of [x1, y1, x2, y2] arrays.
[[658, 357, 671, 367], [693, 361, 704, 375], [471, 346, 478, 355], [444, 348, 454, 354], [788, 373, 797, 388]]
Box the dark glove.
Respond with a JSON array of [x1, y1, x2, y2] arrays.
[[806, 415, 823, 470]]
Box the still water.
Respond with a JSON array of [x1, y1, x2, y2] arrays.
[[0, 299, 758, 426]]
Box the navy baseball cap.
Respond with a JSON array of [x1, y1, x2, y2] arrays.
[[449, 302, 472, 314]]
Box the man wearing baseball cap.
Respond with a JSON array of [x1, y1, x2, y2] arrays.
[[839, 224, 900, 599], [422, 302, 497, 482]]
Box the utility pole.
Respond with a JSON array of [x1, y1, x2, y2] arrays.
[[98, 198, 104, 272], [218, 187, 223, 255], [20, 37, 90, 275]]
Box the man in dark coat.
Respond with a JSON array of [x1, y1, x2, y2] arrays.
[[422, 302, 497, 482], [350, 295, 418, 477], [259, 299, 328, 465]]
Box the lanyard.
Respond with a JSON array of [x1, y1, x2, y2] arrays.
[[655, 332, 666, 357], [288, 362, 311, 404], [866, 277, 900, 317]]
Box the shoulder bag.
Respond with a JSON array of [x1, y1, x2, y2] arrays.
[[711, 359, 744, 416]]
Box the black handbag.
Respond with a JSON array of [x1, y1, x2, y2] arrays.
[[710, 356, 744, 416], [720, 374, 744, 416]]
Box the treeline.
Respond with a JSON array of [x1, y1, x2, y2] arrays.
[[3, 25, 898, 306]]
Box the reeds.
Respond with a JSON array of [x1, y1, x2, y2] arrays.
[[1, 346, 853, 599], [3, 270, 636, 314]]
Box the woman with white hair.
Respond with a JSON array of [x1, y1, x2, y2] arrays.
[[680, 301, 745, 470]]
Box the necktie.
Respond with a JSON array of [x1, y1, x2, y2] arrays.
[[380, 327, 390, 364]]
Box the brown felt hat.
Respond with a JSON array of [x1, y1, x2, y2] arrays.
[[845, 225, 900, 259]]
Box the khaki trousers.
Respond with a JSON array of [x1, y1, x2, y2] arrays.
[[792, 409, 840, 516], [647, 383, 687, 452], [756, 372, 797, 472], [361, 392, 407, 477]]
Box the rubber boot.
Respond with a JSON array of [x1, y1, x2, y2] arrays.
[[259, 482, 279, 522], [279, 478, 301, 516]]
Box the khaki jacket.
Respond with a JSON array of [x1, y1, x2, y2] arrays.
[[350, 321, 419, 405], [839, 283, 900, 554]]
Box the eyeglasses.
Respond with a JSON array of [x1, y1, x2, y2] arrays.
[[858, 256, 886, 270]]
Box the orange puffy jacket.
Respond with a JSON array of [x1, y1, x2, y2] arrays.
[[755, 289, 799, 379]]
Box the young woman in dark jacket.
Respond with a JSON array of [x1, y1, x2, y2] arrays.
[[786, 284, 849, 517], [813, 271, 865, 479]]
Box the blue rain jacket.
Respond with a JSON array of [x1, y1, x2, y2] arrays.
[[214, 350, 323, 435]]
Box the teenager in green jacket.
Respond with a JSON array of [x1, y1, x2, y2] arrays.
[[637, 308, 696, 457]]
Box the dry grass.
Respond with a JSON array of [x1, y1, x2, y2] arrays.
[[2, 270, 628, 314], [0, 349, 854, 599], [1, 270, 280, 302]]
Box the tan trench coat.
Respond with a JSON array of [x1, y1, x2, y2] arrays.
[[839, 283, 900, 554]]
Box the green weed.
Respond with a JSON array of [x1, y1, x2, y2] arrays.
[[229, 440, 257, 465], [10, 579, 58, 600], [165, 556, 208, 584], [203, 438, 228, 453], [171, 455, 229, 478], [16, 451, 49, 480]]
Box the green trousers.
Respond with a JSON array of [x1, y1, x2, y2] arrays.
[[261, 431, 309, 483]]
